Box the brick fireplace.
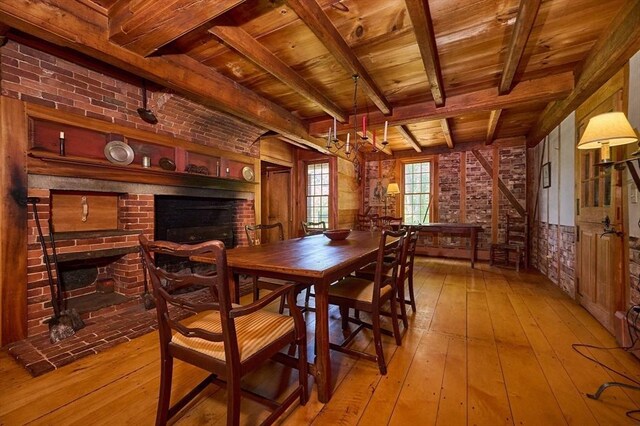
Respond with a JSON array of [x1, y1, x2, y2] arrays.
[[25, 181, 255, 338]]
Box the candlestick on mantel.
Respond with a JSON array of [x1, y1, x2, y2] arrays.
[[59, 131, 65, 156]]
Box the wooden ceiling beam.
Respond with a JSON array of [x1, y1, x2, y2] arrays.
[[499, 0, 542, 94], [485, 109, 502, 145], [309, 72, 574, 136], [527, 0, 640, 146], [397, 125, 423, 152], [109, 0, 245, 57], [209, 24, 348, 123], [0, 0, 332, 151], [440, 119, 454, 149], [285, 0, 392, 115], [404, 0, 445, 106]]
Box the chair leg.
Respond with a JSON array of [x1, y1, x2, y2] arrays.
[[339, 305, 349, 330], [397, 280, 409, 329], [389, 296, 402, 346], [372, 312, 387, 375], [252, 275, 260, 301], [227, 376, 241, 426], [407, 272, 417, 312], [304, 286, 311, 308], [297, 334, 308, 405], [156, 355, 173, 426]]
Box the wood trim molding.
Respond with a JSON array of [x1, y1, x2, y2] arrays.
[[485, 109, 502, 145]]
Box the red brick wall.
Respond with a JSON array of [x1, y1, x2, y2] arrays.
[[2, 40, 261, 336], [363, 144, 526, 256], [1, 40, 263, 157]]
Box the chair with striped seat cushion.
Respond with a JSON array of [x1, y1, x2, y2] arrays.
[[327, 229, 406, 375], [139, 235, 307, 426]]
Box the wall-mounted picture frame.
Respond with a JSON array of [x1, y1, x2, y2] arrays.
[[542, 162, 551, 188]]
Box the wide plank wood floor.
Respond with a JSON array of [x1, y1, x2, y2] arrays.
[[1, 257, 639, 425]]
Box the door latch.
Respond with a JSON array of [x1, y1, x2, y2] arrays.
[[600, 215, 623, 238]]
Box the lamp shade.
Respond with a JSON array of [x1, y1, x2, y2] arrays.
[[577, 112, 638, 149], [386, 182, 400, 196]]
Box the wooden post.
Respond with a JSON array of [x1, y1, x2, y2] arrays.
[[0, 96, 28, 345]]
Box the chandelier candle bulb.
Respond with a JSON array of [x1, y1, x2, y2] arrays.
[[383, 121, 388, 141], [362, 116, 366, 136], [327, 127, 332, 148], [333, 117, 337, 138]]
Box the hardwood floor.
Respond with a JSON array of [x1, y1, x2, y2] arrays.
[[1, 258, 639, 425]]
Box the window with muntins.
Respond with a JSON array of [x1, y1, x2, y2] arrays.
[[403, 161, 432, 225], [306, 162, 329, 223]]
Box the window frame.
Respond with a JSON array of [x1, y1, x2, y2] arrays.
[[398, 157, 436, 225], [304, 160, 331, 226]]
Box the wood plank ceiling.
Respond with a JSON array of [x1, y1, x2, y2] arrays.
[[1, 0, 639, 154]]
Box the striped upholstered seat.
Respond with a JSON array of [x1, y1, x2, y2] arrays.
[[139, 235, 307, 425], [172, 309, 294, 362]]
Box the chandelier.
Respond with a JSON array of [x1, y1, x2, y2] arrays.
[[325, 75, 389, 163]]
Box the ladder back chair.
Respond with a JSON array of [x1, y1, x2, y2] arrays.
[[245, 223, 309, 313], [301, 220, 327, 236], [489, 214, 529, 271], [138, 235, 307, 426], [327, 229, 406, 375]]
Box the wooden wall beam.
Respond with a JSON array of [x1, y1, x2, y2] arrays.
[[309, 72, 574, 136], [0, 97, 28, 345], [109, 0, 245, 57], [404, 0, 445, 106], [397, 125, 423, 152], [285, 0, 392, 115], [471, 149, 526, 217], [499, 0, 542, 94], [209, 23, 348, 122], [485, 109, 502, 145], [440, 118, 454, 148], [527, 0, 640, 145], [0, 0, 330, 151]]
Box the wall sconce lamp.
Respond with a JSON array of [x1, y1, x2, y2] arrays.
[[577, 112, 638, 166], [385, 182, 400, 216]]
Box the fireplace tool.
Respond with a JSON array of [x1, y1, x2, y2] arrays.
[[139, 246, 156, 310], [28, 197, 84, 343]]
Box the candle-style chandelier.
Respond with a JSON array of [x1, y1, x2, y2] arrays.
[[325, 75, 389, 162]]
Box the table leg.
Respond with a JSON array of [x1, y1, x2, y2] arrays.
[[228, 269, 240, 303], [314, 280, 331, 403], [470, 230, 477, 268]]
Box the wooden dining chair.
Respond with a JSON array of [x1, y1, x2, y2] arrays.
[[378, 215, 403, 231], [301, 220, 327, 236], [139, 235, 307, 426], [327, 229, 406, 375], [489, 214, 528, 271], [356, 226, 418, 329], [245, 223, 309, 313], [356, 213, 378, 231]]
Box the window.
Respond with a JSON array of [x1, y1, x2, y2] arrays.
[[306, 162, 329, 223], [403, 161, 432, 225]]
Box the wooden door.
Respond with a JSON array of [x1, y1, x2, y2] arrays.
[[261, 164, 292, 240], [575, 88, 626, 333]]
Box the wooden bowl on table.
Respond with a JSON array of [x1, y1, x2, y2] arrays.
[[323, 229, 351, 241]]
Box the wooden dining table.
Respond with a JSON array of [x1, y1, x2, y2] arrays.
[[191, 230, 393, 403]]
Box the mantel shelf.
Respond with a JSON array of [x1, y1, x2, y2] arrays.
[[47, 230, 140, 241], [50, 246, 138, 263]]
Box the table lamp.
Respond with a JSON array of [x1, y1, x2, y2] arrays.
[[385, 182, 400, 215], [577, 112, 638, 166]]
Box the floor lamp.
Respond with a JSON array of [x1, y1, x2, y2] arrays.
[[385, 183, 400, 216]]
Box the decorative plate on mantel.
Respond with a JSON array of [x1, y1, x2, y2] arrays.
[[104, 141, 134, 166], [242, 166, 255, 182]]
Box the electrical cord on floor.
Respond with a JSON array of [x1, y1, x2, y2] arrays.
[[571, 304, 640, 420]]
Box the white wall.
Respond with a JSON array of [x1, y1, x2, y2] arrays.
[[559, 113, 576, 226], [548, 127, 559, 224], [627, 50, 640, 238]]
